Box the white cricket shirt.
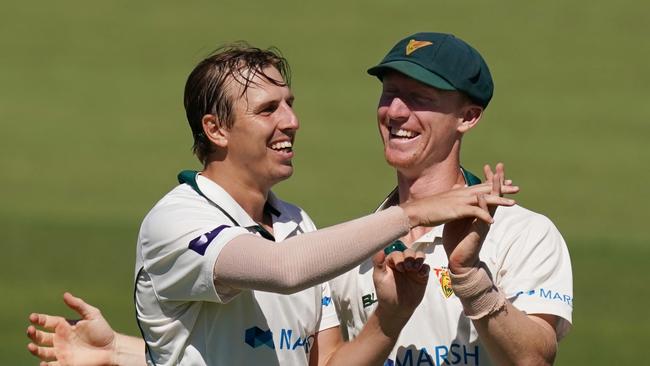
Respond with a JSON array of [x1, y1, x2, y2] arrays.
[[134, 173, 339, 366], [330, 189, 573, 366]]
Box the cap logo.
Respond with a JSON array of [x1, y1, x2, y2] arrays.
[[406, 39, 433, 55]]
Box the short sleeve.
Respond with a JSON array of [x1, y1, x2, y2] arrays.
[[317, 281, 340, 332], [493, 213, 574, 340], [138, 205, 251, 303]]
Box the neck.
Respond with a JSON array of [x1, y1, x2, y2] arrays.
[[395, 158, 466, 244], [396, 158, 466, 205], [201, 162, 270, 223]]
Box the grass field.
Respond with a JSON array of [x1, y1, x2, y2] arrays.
[[2, 0, 648, 364]]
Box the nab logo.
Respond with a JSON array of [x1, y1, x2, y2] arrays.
[[362, 293, 378, 308], [322, 296, 332, 306], [245, 326, 274, 349], [244, 326, 315, 353]]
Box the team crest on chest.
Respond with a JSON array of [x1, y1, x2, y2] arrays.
[[433, 267, 454, 298]]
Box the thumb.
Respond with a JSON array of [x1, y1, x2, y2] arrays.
[[63, 292, 100, 320], [373, 251, 386, 269]]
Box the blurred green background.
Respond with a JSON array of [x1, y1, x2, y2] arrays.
[[2, 0, 648, 364]]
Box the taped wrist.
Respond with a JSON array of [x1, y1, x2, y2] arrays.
[[450, 262, 506, 320]]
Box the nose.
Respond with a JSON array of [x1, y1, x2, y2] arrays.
[[385, 97, 410, 122], [279, 101, 300, 131]]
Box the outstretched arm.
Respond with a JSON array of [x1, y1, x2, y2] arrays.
[[27, 292, 145, 366], [213, 183, 516, 295], [443, 164, 558, 365]]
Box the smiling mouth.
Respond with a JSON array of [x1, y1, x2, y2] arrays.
[[269, 140, 293, 153], [390, 126, 420, 139]]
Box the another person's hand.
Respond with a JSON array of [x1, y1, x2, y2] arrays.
[[372, 248, 430, 323], [27, 292, 116, 366], [400, 172, 518, 229], [443, 163, 514, 274]]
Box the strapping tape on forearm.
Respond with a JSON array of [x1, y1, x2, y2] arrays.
[[450, 262, 506, 320], [214, 206, 410, 294]]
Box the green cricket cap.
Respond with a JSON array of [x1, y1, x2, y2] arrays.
[[368, 32, 494, 108]]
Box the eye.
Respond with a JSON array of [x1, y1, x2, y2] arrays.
[[257, 102, 279, 116], [382, 88, 398, 96], [379, 89, 397, 104], [410, 92, 434, 106], [415, 96, 433, 105]]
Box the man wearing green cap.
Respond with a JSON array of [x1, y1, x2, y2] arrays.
[[329, 32, 573, 365], [26, 33, 572, 366]]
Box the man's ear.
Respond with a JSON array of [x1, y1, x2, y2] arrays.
[[202, 114, 228, 148], [457, 105, 483, 134]]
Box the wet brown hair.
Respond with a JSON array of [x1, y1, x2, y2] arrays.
[[183, 42, 291, 164]]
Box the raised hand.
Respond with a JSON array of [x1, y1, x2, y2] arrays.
[[443, 163, 516, 274], [372, 248, 430, 321], [400, 178, 517, 229], [27, 292, 116, 366]]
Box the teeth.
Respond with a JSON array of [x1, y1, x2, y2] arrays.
[[271, 141, 293, 150], [390, 126, 417, 138]]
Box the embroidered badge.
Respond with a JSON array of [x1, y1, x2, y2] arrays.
[[434, 268, 454, 298], [406, 39, 433, 55]]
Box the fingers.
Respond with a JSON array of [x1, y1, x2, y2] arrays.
[[491, 170, 501, 197], [386, 251, 405, 272], [464, 194, 515, 224], [26, 325, 53, 346], [496, 162, 505, 187], [466, 205, 494, 224], [63, 292, 99, 320], [475, 194, 493, 236], [402, 248, 420, 272], [483, 164, 494, 182], [501, 184, 519, 195], [29, 313, 67, 331], [480, 194, 515, 207], [385, 248, 426, 273], [27, 342, 56, 361], [483, 163, 518, 194], [478, 194, 489, 212], [372, 251, 386, 269], [416, 263, 431, 282]]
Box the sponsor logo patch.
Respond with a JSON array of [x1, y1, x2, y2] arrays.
[[188, 225, 229, 255], [385, 343, 481, 365], [406, 39, 433, 55], [362, 292, 378, 308], [321, 296, 332, 306], [245, 326, 274, 349], [514, 288, 573, 307], [434, 267, 454, 298], [244, 326, 315, 353]]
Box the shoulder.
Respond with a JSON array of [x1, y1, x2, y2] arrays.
[[268, 194, 318, 231], [139, 184, 239, 240], [485, 204, 567, 260], [491, 204, 561, 239]]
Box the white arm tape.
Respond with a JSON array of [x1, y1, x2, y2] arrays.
[[450, 261, 507, 320], [214, 206, 410, 294]]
